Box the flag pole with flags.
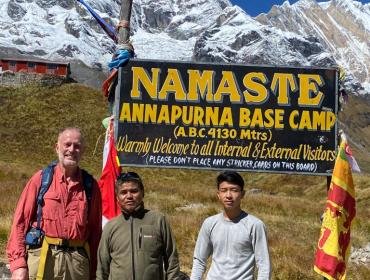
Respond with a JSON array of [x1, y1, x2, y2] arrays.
[[98, 117, 122, 227], [76, 0, 134, 226], [314, 131, 360, 280]]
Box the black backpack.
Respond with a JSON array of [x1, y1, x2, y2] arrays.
[[25, 161, 93, 246]]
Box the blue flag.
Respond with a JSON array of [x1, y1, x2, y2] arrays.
[[76, 0, 118, 43]]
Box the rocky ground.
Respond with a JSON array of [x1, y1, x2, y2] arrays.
[[0, 262, 190, 279], [0, 262, 10, 279], [350, 244, 370, 265], [0, 244, 368, 278]]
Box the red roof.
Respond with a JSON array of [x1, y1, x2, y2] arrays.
[[0, 57, 69, 66]]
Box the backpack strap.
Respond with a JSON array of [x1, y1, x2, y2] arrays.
[[35, 161, 58, 230], [81, 169, 93, 205]]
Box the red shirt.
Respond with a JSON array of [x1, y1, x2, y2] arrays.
[[6, 165, 102, 278]]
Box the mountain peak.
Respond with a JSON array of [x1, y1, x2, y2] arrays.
[[0, 0, 368, 94]]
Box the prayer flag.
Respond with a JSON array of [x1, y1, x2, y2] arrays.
[[98, 117, 121, 226], [76, 0, 118, 42], [314, 136, 357, 280]]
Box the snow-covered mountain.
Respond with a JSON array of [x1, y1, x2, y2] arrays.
[[0, 0, 369, 93], [256, 0, 370, 93]]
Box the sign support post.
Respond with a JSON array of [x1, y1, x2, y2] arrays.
[[118, 0, 133, 46], [112, 0, 134, 124]]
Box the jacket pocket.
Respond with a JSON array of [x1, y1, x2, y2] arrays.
[[140, 225, 161, 253]]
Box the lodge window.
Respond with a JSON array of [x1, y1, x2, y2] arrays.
[[27, 62, 36, 72], [47, 64, 57, 74], [9, 61, 16, 71]]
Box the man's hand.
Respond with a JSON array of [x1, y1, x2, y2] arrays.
[[11, 267, 28, 280]]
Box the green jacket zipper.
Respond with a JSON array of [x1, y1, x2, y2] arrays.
[[130, 216, 136, 280]]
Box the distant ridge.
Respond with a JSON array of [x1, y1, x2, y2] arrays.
[[0, 0, 368, 93]]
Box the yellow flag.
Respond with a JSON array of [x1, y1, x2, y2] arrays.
[[314, 139, 356, 280]]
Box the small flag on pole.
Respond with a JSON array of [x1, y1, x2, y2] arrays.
[[98, 117, 122, 227], [314, 133, 358, 280], [76, 0, 118, 42]]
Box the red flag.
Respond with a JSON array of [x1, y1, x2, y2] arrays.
[[98, 118, 121, 226], [102, 68, 118, 98], [314, 136, 356, 280]]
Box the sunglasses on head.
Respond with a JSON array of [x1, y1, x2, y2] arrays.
[[118, 171, 141, 181]]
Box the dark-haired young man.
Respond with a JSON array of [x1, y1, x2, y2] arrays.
[[190, 171, 271, 280], [96, 172, 180, 280]]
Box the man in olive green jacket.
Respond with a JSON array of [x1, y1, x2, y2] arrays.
[[96, 172, 180, 280]]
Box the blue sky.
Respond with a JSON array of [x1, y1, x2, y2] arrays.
[[231, 0, 369, 17]]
